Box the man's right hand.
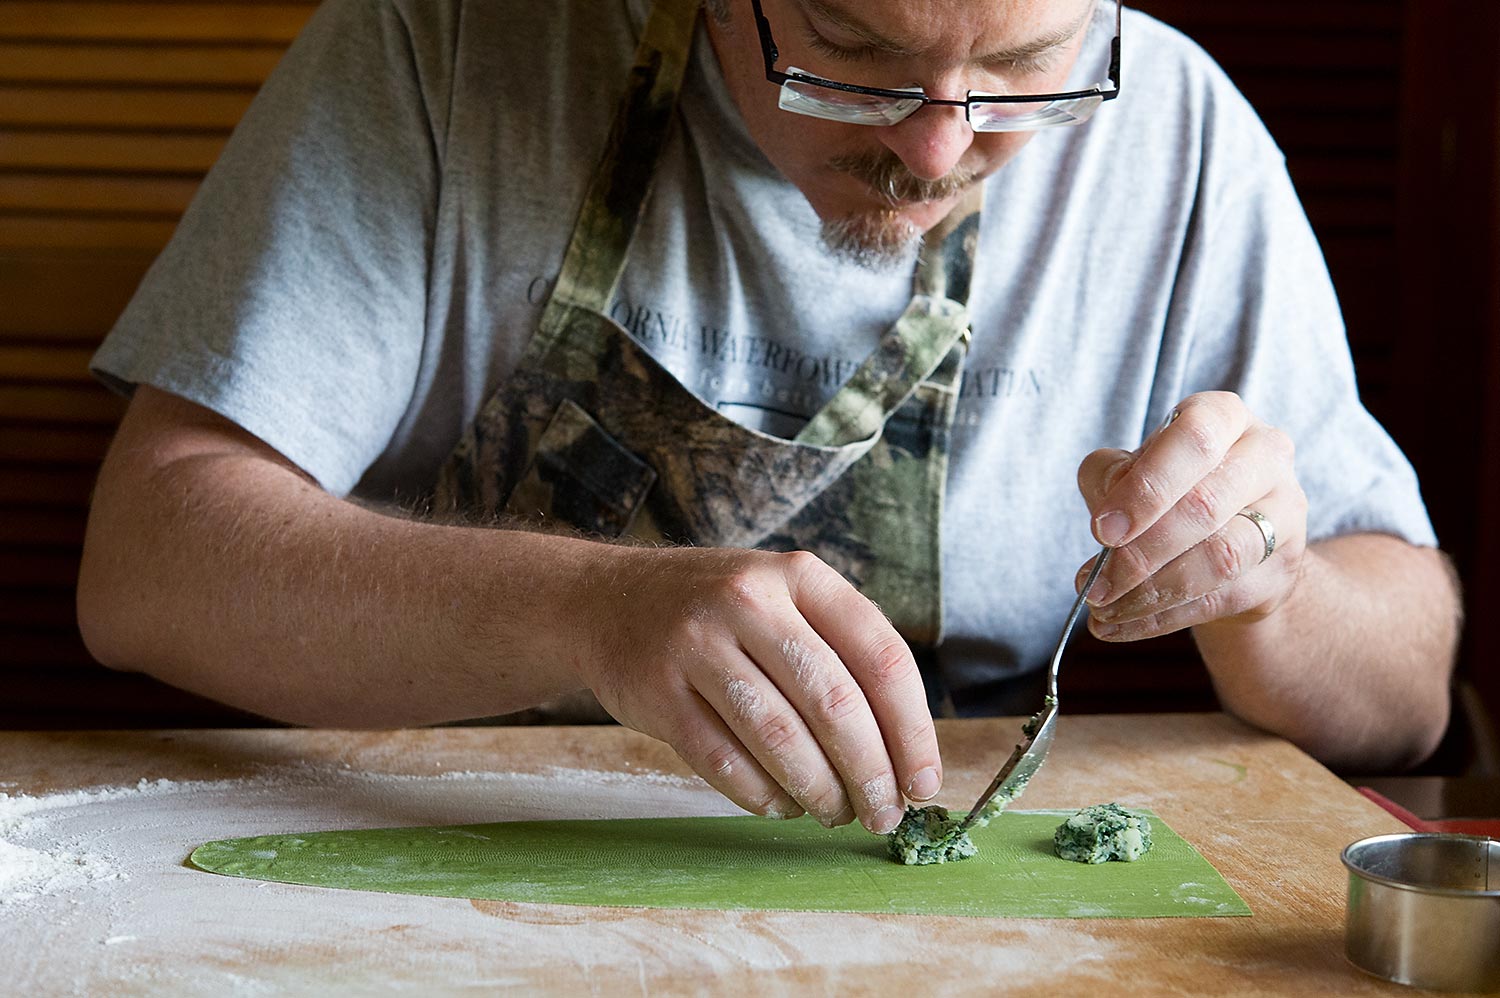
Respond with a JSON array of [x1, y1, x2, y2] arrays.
[[79, 388, 941, 835], [572, 545, 943, 834]]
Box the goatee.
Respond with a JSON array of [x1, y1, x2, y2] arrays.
[[819, 211, 921, 271], [820, 150, 980, 271]]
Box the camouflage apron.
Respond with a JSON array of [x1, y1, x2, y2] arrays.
[[432, 0, 982, 714]]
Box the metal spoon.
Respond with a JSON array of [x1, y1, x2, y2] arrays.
[[952, 547, 1112, 834]]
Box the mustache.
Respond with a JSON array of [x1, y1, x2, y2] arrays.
[[826, 151, 980, 206]]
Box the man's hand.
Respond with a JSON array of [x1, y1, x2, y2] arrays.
[[571, 546, 942, 834], [1073, 391, 1307, 639], [81, 391, 940, 829], [1072, 390, 1459, 772]]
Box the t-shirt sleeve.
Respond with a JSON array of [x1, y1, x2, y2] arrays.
[[1168, 81, 1438, 548], [90, 0, 444, 496]]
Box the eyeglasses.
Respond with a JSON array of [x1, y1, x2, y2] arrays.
[[749, 0, 1122, 132]]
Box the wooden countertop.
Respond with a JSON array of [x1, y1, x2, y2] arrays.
[[0, 715, 1469, 996]]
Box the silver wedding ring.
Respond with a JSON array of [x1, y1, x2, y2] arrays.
[[1236, 509, 1276, 564]]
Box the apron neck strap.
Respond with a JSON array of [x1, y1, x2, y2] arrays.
[[793, 188, 986, 448], [915, 185, 984, 307], [544, 0, 701, 321]]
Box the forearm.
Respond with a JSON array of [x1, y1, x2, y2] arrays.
[[79, 390, 946, 835], [77, 405, 610, 726], [1192, 533, 1461, 772]]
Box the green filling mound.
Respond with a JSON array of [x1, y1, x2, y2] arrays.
[[886, 805, 977, 865], [885, 787, 1022, 866], [887, 706, 1050, 866], [1053, 803, 1153, 863]]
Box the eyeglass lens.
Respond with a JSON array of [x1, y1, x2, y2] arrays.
[[780, 73, 1106, 132]]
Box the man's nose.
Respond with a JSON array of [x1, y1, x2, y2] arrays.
[[876, 102, 974, 182]]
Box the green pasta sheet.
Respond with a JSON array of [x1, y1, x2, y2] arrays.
[[188, 809, 1250, 918]]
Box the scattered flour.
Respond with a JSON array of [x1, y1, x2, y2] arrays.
[[0, 781, 191, 903], [722, 676, 765, 721], [0, 837, 118, 902], [856, 773, 895, 812], [779, 636, 822, 685]]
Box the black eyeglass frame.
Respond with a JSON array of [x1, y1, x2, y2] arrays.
[[749, 0, 1123, 121]]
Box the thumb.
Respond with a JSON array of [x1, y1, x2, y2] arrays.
[[1078, 448, 1135, 509]]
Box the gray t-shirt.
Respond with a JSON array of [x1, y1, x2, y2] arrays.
[[93, 0, 1436, 705]]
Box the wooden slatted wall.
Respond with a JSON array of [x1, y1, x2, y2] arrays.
[[1, 1, 316, 725], [1, 1, 1494, 738]]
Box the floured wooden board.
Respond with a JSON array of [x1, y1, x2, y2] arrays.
[[189, 808, 1250, 918], [3, 722, 1426, 995]]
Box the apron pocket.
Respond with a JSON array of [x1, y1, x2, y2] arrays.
[[505, 398, 657, 538]]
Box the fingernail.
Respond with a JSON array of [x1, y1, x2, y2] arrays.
[[1094, 511, 1129, 547], [1084, 576, 1111, 606], [908, 767, 941, 801], [1102, 457, 1134, 492], [1094, 622, 1120, 639], [870, 805, 904, 835]]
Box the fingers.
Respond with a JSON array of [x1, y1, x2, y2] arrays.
[[1074, 393, 1307, 641], [667, 689, 806, 820], [1082, 393, 1251, 548], [696, 552, 939, 834], [591, 547, 938, 836], [585, 546, 936, 834], [783, 553, 943, 817], [729, 631, 895, 832], [709, 551, 937, 834], [1082, 428, 1285, 609], [693, 649, 859, 828], [1080, 486, 1305, 640]]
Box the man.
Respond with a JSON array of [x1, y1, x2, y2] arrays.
[[77, 0, 1460, 839]]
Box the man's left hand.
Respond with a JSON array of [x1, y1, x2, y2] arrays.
[[1074, 391, 1308, 640]]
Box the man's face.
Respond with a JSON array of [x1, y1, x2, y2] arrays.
[[706, 0, 1096, 265]]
